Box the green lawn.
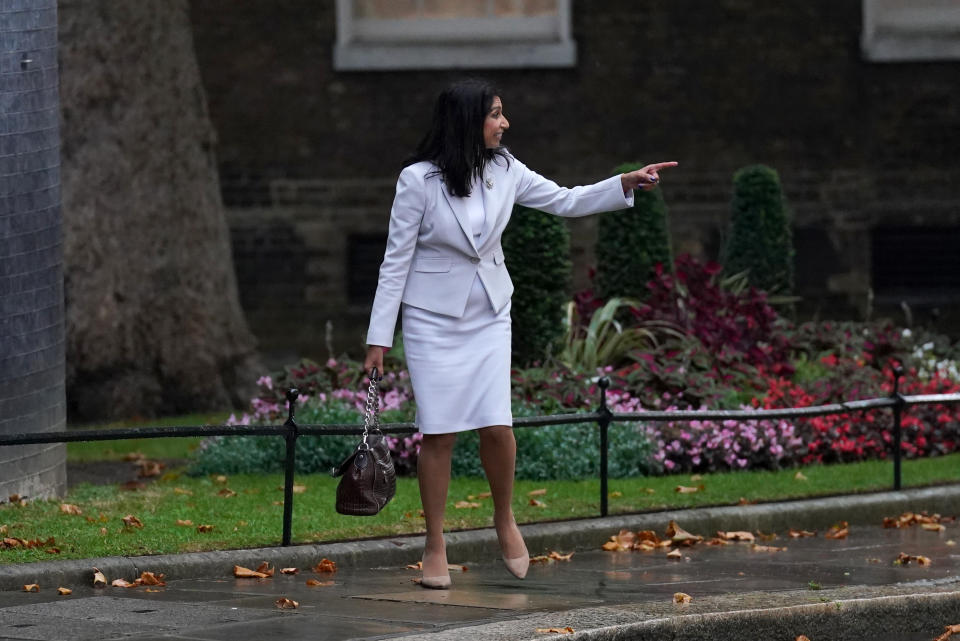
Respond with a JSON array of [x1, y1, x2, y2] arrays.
[[65, 412, 228, 462], [2, 453, 959, 564]]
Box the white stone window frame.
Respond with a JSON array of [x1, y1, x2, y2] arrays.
[[333, 0, 576, 71], [862, 0, 960, 62]]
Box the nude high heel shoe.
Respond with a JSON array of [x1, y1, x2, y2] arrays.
[[420, 551, 451, 590], [498, 520, 529, 579], [502, 552, 529, 580]]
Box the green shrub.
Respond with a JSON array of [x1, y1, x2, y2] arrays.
[[189, 401, 414, 476], [559, 297, 670, 370], [722, 164, 794, 295], [595, 163, 673, 300], [503, 204, 572, 366], [450, 402, 657, 480]]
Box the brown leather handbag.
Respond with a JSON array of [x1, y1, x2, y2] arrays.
[[332, 368, 396, 516]]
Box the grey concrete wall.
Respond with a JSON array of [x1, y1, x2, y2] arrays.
[[0, 0, 66, 499]]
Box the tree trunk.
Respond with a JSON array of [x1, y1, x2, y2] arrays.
[[59, 0, 261, 420], [0, 0, 67, 499]]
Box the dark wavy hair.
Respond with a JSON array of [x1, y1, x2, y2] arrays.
[[405, 79, 510, 198]]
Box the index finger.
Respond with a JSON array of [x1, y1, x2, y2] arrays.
[[647, 161, 678, 171]]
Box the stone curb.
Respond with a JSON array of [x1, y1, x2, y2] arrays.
[[2, 484, 958, 591], [560, 591, 960, 641]]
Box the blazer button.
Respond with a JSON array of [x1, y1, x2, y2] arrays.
[[471, 258, 480, 264]]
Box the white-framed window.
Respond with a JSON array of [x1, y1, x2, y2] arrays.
[[862, 0, 960, 62], [334, 0, 576, 71]]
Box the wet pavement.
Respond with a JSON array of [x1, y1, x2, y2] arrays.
[[0, 520, 958, 641]]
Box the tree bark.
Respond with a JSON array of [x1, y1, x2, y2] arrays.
[[59, 0, 261, 420]]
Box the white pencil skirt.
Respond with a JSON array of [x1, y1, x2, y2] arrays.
[[401, 274, 513, 434]]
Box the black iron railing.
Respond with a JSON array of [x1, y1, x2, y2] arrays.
[[2, 367, 958, 546]]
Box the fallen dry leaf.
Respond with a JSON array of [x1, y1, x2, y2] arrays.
[[751, 544, 787, 552], [313, 558, 337, 573], [57, 587, 72, 596], [666, 520, 703, 546], [293, 484, 307, 494], [794, 471, 808, 481], [217, 488, 237, 498], [138, 572, 165, 586], [281, 568, 299, 575], [535, 627, 574, 635], [674, 484, 704, 494], [23, 584, 39, 592], [120, 481, 146, 491], [796, 636, 812, 641], [933, 624, 960, 641], [674, 592, 692, 604], [645, 488, 656, 494], [921, 523, 946, 532], [406, 561, 422, 570], [895, 552, 932, 567], [8, 494, 23, 504], [529, 498, 547, 508], [789, 529, 817, 538], [45, 547, 60, 554], [948, 540, 957, 547], [454, 500, 481, 509], [176, 519, 193, 526], [255, 562, 275, 577], [528, 488, 547, 497], [717, 531, 755, 543], [549, 550, 574, 562], [59, 503, 82, 515], [145, 588, 163, 593], [448, 564, 469, 573], [173, 487, 192, 496], [137, 460, 165, 478], [196, 524, 214, 533], [92, 568, 107, 587], [111, 578, 135, 588], [666, 549, 682, 559], [214, 475, 228, 484], [275, 597, 298, 609], [756, 531, 778, 541], [738, 497, 754, 505], [122, 452, 145, 462], [706, 537, 731, 546], [477, 491, 492, 499], [121, 515, 144, 529], [690, 474, 703, 481], [306, 579, 334, 587], [233, 565, 271, 579], [825, 522, 849, 539], [608, 491, 623, 498], [530, 555, 551, 564], [603, 529, 636, 551]]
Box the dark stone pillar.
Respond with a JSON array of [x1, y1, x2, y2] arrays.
[[0, 0, 66, 499]]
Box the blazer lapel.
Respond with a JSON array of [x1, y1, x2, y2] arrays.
[[440, 181, 479, 254]]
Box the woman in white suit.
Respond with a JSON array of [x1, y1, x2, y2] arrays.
[[365, 79, 675, 589]]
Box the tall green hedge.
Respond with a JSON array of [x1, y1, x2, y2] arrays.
[[502, 204, 571, 366], [722, 164, 794, 295], [595, 162, 673, 300]]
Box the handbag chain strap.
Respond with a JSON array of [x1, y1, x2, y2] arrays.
[[361, 368, 381, 448]]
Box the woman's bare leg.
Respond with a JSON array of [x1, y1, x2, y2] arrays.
[[478, 425, 527, 559], [418, 433, 457, 578]]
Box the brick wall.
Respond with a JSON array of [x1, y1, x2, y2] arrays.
[[0, 0, 66, 498], [190, 1, 960, 363]]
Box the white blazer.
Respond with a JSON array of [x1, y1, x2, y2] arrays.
[[365, 154, 635, 347]]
